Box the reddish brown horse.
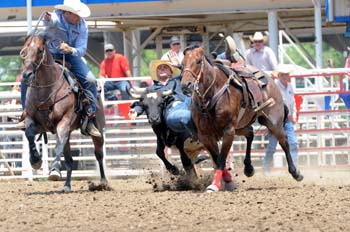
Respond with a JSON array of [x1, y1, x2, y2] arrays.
[[181, 46, 303, 192], [20, 31, 107, 192]]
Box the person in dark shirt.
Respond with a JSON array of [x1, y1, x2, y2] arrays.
[[129, 60, 196, 136]]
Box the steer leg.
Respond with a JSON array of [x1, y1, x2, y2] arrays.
[[155, 138, 179, 175], [176, 135, 197, 180]]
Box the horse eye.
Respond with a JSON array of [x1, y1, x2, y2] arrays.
[[196, 59, 202, 65]]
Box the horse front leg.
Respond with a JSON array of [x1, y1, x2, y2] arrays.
[[48, 123, 70, 182], [207, 126, 235, 192], [237, 126, 255, 177], [25, 117, 42, 169]]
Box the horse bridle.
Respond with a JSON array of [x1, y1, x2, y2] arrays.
[[183, 55, 216, 99]]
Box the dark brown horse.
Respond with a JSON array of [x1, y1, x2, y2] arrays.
[[181, 46, 303, 192], [20, 31, 108, 192]]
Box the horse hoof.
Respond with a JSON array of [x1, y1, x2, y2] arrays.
[[31, 160, 42, 170], [291, 169, 304, 182], [48, 170, 61, 181], [206, 184, 219, 193], [294, 173, 304, 182], [62, 186, 71, 193], [244, 166, 255, 177], [224, 181, 235, 192], [169, 166, 180, 175]]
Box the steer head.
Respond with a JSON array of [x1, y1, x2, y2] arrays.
[[128, 84, 175, 126]]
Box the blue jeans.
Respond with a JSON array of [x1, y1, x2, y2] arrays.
[[263, 119, 298, 172], [166, 97, 196, 136], [21, 54, 98, 113], [20, 77, 27, 109], [104, 80, 131, 100]]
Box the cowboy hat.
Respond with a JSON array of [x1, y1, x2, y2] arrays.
[[55, 0, 91, 18], [272, 64, 294, 77], [253, 32, 264, 41], [149, 60, 181, 81]]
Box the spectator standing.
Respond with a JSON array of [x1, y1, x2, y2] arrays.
[[161, 36, 184, 63], [99, 43, 132, 100], [263, 65, 298, 174], [246, 32, 278, 71]]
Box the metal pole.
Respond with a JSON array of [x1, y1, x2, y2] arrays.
[[26, 0, 32, 34], [268, 10, 279, 61], [313, 0, 323, 68]]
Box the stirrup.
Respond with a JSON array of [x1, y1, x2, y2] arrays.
[[87, 122, 101, 137], [15, 120, 25, 129], [254, 98, 275, 113]]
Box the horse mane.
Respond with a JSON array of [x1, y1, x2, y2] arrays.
[[24, 30, 48, 45], [183, 45, 214, 65]]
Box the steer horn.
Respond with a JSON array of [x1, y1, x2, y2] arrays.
[[127, 86, 147, 99], [161, 81, 176, 96]]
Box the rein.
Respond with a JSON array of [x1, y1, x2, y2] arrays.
[[185, 56, 230, 113], [183, 56, 217, 99]]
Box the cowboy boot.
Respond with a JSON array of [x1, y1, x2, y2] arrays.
[[15, 111, 27, 129], [224, 36, 244, 63], [86, 111, 101, 137]]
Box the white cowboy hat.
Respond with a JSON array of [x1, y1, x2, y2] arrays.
[[272, 64, 294, 77], [149, 60, 181, 81], [253, 32, 265, 41], [55, 0, 91, 18]]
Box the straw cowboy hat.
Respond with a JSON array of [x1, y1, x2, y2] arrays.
[[55, 0, 91, 18], [149, 60, 181, 81]]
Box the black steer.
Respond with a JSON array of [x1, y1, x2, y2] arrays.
[[128, 86, 203, 178]]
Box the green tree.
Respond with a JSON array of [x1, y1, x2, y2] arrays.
[[285, 42, 345, 68], [0, 56, 22, 91]]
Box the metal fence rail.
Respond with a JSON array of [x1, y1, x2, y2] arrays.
[[0, 72, 349, 179]]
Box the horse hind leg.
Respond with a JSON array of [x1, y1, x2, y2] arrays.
[[92, 135, 108, 184], [62, 139, 73, 193], [237, 126, 255, 177], [258, 115, 303, 181], [25, 118, 42, 169]]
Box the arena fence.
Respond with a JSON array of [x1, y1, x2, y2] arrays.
[[0, 70, 349, 180]]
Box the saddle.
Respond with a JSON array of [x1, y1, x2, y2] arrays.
[[214, 61, 272, 112]]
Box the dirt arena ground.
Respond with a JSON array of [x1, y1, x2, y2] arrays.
[[0, 169, 349, 232]]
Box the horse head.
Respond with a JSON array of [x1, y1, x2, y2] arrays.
[[128, 84, 176, 125], [20, 31, 50, 84], [181, 45, 205, 94]]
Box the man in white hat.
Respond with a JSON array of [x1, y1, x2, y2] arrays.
[[246, 32, 278, 72], [17, 0, 100, 136], [161, 36, 184, 64], [263, 65, 298, 174]]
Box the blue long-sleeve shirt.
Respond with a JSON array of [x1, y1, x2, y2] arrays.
[[43, 10, 88, 57]]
